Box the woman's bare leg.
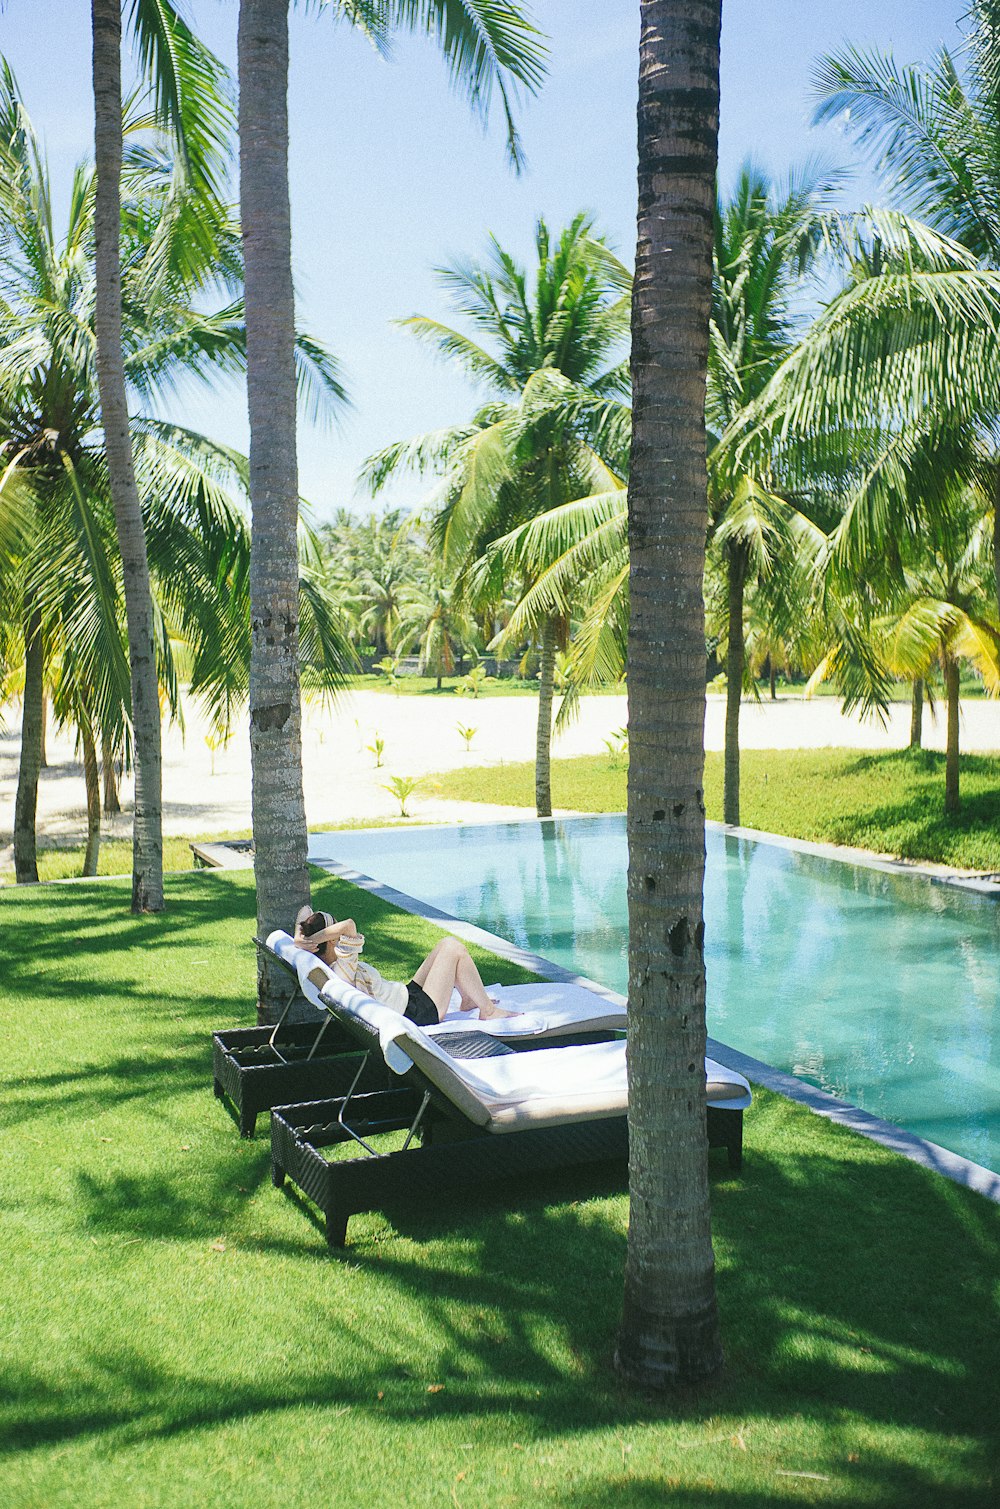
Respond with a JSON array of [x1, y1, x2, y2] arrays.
[[412, 937, 513, 1018]]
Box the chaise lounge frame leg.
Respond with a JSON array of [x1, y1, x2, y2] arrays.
[[727, 1113, 743, 1172], [706, 1106, 744, 1172], [271, 1158, 286, 1189], [325, 1209, 349, 1249]]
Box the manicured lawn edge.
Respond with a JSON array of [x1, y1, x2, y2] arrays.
[[430, 747, 1000, 872], [1, 869, 998, 1507]]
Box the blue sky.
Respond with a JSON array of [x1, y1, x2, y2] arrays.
[[3, 0, 965, 518]]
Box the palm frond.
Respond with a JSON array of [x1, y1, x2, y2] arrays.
[[127, 0, 235, 201]]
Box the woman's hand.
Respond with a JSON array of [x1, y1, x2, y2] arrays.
[[294, 916, 358, 950]]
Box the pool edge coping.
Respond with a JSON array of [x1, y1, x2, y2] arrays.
[[706, 819, 1000, 895], [313, 855, 1000, 1208]]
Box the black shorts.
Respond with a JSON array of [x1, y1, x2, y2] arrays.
[[404, 980, 439, 1027]]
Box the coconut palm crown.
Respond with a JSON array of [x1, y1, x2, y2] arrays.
[[363, 213, 630, 814], [464, 170, 835, 822]]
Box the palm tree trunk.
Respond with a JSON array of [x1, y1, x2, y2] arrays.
[[769, 660, 777, 701], [909, 678, 924, 750], [238, 0, 312, 1021], [723, 543, 746, 825], [102, 735, 121, 814], [39, 693, 48, 769], [535, 618, 557, 817], [82, 720, 102, 877], [616, 0, 724, 1392], [994, 463, 999, 623], [944, 655, 960, 814], [91, 0, 164, 913], [14, 609, 43, 884]]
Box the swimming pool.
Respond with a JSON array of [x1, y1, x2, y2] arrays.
[[309, 817, 1000, 1174]]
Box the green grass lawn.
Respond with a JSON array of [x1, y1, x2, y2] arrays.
[[342, 673, 542, 697], [342, 672, 989, 701], [2, 871, 998, 1507], [1, 819, 406, 886], [434, 747, 1000, 872], [339, 674, 623, 698], [0, 831, 250, 885], [764, 676, 989, 701]]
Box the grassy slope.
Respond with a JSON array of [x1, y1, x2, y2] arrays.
[[1, 872, 998, 1507], [434, 747, 1000, 871]]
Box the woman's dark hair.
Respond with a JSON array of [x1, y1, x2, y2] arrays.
[[299, 910, 335, 963]]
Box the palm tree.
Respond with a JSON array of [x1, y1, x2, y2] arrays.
[[91, 0, 233, 911], [238, 0, 548, 1018], [615, 0, 724, 1389], [363, 214, 629, 815], [396, 562, 480, 686], [798, 0, 1000, 620], [469, 170, 833, 826], [0, 67, 348, 880], [727, 202, 1000, 818], [810, 479, 999, 814], [708, 164, 833, 822], [351, 515, 424, 656]]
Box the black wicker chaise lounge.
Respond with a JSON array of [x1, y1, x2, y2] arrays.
[[269, 966, 753, 1248], [213, 930, 629, 1136]]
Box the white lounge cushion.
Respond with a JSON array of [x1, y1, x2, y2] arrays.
[[312, 967, 751, 1132], [266, 932, 627, 1037], [266, 931, 752, 1129], [430, 981, 627, 1039]]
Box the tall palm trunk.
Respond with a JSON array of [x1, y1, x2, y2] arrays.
[[994, 464, 1000, 623], [102, 735, 121, 814], [909, 678, 924, 749], [81, 719, 102, 877], [723, 542, 746, 825], [39, 693, 48, 769], [14, 609, 43, 883], [535, 617, 557, 817], [616, 0, 724, 1390], [944, 654, 961, 814], [91, 0, 164, 913], [238, 0, 311, 1021]]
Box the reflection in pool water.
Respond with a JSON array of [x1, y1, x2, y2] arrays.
[[310, 817, 1000, 1174]]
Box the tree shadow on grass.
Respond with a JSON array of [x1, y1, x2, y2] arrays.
[[0, 872, 257, 977], [4, 1133, 998, 1506], [824, 789, 1000, 864], [807, 750, 1000, 867], [1, 1049, 216, 1131], [546, 1470, 993, 1509], [338, 1151, 997, 1427], [72, 1145, 274, 1244], [62, 1093, 1000, 1462]]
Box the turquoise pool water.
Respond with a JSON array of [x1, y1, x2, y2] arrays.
[[309, 817, 1000, 1173]]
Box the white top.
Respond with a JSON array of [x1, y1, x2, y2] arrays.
[[331, 956, 408, 1015]]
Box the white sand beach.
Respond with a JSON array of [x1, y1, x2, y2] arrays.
[[1, 689, 998, 862]]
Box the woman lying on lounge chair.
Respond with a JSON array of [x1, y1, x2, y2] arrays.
[[293, 910, 516, 1026]]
